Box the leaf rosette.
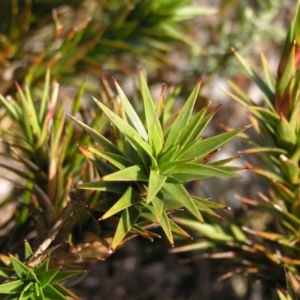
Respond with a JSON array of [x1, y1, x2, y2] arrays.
[[71, 72, 246, 252]]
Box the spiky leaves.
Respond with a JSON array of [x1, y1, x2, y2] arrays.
[[73, 72, 246, 251], [227, 2, 300, 204], [178, 2, 300, 291], [0, 241, 81, 300]]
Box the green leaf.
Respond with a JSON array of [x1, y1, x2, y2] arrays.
[[163, 177, 203, 222], [260, 52, 276, 93], [173, 217, 234, 242], [50, 270, 82, 285], [110, 207, 140, 252], [70, 116, 125, 157], [0, 279, 25, 294], [39, 68, 51, 123], [152, 195, 164, 223], [78, 145, 117, 176], [51, 282, 79, 299], [164, 80, 202, 150], [24, 241, 33, 261], [37, 268, 60, 288], [101, 186, 144, 220], [43, 285, 67, 300], [0, 94, 21, 121], [173, 6, 217, 21], [232, 49, 274, 105], [176, 104, 212, 148], [9, 255, 29, 279], [146, 170, 167, 204], [113, 78, 148, 142], [168, 218, 192, 239], [162, 162, 240, 179], [25, 268, 38, 283], [101, 165, 148, 181], [158, 145, 180, 165], [78, 181, 127, 194], [276, 114, 297, 152], [140, 72, 164, 157], [93, 98, 156, 168], [192, 196, 225, 219], [23, 83, 41, 137], [0, 267, 15, 279], [87, 147, 133, 169], [178, 126, 247, 161], [158, 210, 174, 246]]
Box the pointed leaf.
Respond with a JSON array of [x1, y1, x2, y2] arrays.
[[24, 241, 33, 260], [0, 279, 25, 293], [178, 126, 248, 161], [50, 270, 82, 285], [173, 217, 234, 242], [9, 255, 29, 279], [162, 162, 240, 179], [0, 267, 15, 279], [102, 165, 148, 181], [177, 104, 213, 148], [110, 207, 140, 252], [147, 170, 167, 204], [140, 72, 164, 156], [51, 283, 79, 299], [232, 49, 274, 103], [37, 268, 61, 288], [87, 147, 133, 169], [113, 78, 148, 141], [70, 116, 125, 157], [164, 80, 202, 150], [101, 186, 144, 220], [152, 196, 164, 223], [163, 177, 203, 222], [78, 181, 127, 194], [158, 210, 174, 246], [42, 285, 66, 300], [93, 98, 156, 167]]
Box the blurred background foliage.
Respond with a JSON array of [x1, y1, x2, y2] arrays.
[[0, 0, 299, 299]]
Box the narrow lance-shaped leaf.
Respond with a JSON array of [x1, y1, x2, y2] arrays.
[[9, 255, 29, 279], [176, 103, 210, 148], [78, 181, 127, 194], [157, 83, 165, 129], [87, 146, 133, 170], [0, 279, 25, 293], [70, 115, 126, 157], [164, 79, 202, 150], [158, 210, 174, 246], [113, 77, 148, 141], [93, 98, 157, 168], [101, 165, 148, 182], [163, 177, 203, 223], [146, 169, 167, 204], [152, 195, 164, 223], [178, 126, 249, 161], [140, 71, 164, 157], [110, 207, 140, 252], [232, 49, 274, 104], [101, 186, 144, 220], [39, 68, 51, 123]]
